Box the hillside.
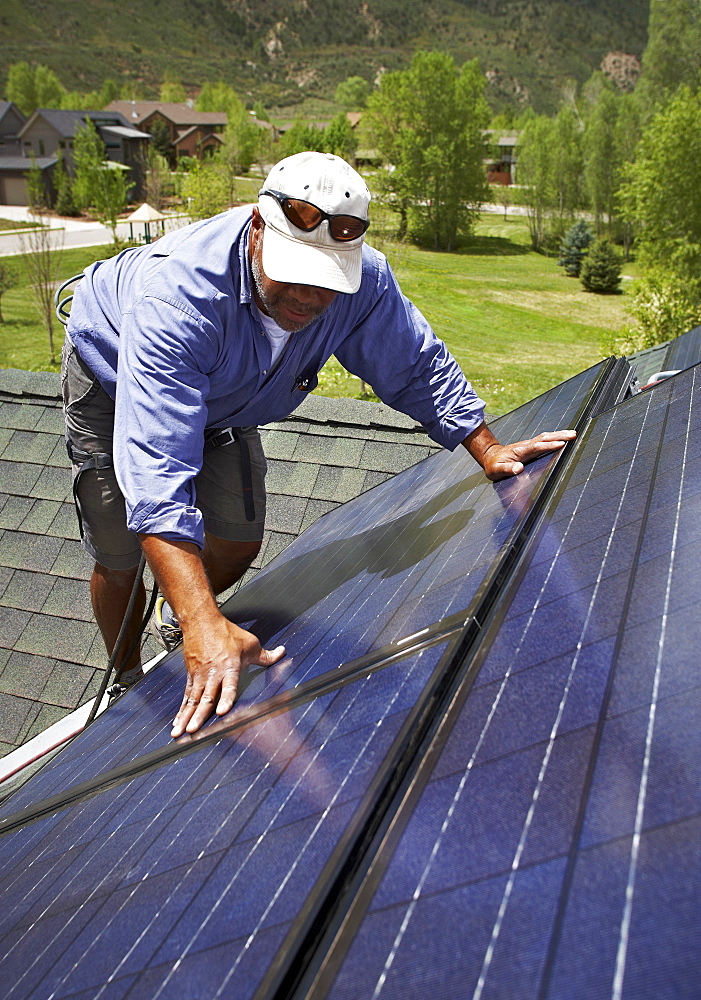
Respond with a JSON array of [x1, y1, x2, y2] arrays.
[[1, 0, 649, 113]]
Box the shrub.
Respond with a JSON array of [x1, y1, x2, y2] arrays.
[[558, 220, 593, 277], [580, 238, 621, 293]]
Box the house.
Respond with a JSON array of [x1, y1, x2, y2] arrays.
[[105, 101, 228, 166], [0, 101, 26, 157], [17, 109, 152, 201], [485, 130, 521, 185]]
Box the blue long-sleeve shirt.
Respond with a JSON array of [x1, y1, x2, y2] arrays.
[[67, 206, 485, 548]]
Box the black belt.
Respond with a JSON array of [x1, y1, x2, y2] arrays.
[[205, 426, 256, 522]]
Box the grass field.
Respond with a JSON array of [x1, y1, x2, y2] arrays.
[[0, 216, 637, 414]]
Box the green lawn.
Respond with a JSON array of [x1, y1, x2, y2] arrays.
[[0, 217, 637, 413], [319, 216, 638, 413]]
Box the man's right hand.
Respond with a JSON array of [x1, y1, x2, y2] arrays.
[[139, 533, 285, 739], [171, 615, 285, 737]]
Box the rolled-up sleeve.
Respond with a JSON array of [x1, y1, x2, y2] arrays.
[[335, 260, 486, 450], [114, 294, 219, 549]]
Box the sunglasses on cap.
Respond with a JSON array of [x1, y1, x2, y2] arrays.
[[260, 189, 369, 243]]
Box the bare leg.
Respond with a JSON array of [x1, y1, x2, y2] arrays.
[[201, 535, 261, 596], [90, 562, 146, 677]]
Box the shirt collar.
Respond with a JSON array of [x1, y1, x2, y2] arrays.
[[238, 217, 254, 305]]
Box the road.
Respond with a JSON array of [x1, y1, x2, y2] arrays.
[[0, 206, 190, 257]]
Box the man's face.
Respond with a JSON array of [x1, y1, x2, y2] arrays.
[[249, 209, 338, 333]]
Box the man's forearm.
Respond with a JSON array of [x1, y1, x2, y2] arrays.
[[138, 534, 221, 635]]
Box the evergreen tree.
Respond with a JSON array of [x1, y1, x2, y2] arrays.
[[580, 239, 622, 293], [53, 151, 77, 216], [558, 221, 593, 277]]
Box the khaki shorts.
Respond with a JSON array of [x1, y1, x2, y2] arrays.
[[61, 341, 267, 570]]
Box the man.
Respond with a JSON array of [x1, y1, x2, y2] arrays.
[[63, 151, 574, 739]]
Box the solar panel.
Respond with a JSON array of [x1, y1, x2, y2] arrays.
[[313, 366, 701, 1000], [0, 639, 456, 1000], [665, 323, 701, 372], [0, 363, 607, 817], [3, 357, 666, 1000]]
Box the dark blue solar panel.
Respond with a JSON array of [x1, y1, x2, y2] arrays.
[[0, 364, 604, 818], [0, 640, 452, 1000], [323, 366, 701, 999], [665, 323, 701, 372]]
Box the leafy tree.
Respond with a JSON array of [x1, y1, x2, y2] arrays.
[[6, 62, 36, 116], [517, 115, 556, 252], [324, 113, 357, 161], [181, 161, 230, 220], [619, 86, 701, 285], [73, 120, 130, 242], [25, 154, 47, 211], [580, 239, 621, 293], [612, 94, 642, 256], [335, 76, 371, 110], [0, 261, 19, 323], [637, 0, 701, 108], [280, 119, 327, 157], [550, 106, 584, 234], [583, 88, 619, 233], [558, 221, 592, 277], [73, 119, 106, 210], [160, 76, 187, 103], [196, 81, 244, 119], [142, 149, 171, 210], [367, 52, 490, 251], [6, 61, 66, 115]]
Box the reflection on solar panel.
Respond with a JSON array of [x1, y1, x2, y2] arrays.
[[316, 366, 701, 1000], [0, 359, 697, 1000]]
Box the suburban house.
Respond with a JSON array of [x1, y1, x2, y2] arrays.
[[16, 108, 152, 200], [0, 101, 58, 206], [105, 100, 228, 165], [485, 130, 521, 184]]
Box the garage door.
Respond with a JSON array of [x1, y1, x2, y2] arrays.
[[1, 175, 28, 205]]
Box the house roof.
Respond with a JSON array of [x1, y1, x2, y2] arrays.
[[0, 368, 439, 762], [0, 101, 26, 130], [105, 101, 228, 127], [0, 156, 57, 172], [17, 109, 132, 140], [100, 124, 152, 141]]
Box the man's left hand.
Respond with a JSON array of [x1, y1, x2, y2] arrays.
[[463, 423, 577, 481]]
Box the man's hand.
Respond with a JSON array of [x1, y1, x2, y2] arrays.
[[463, 423, 576, 482], [139, 534, 285, 739], [172, 616, 285, 738]]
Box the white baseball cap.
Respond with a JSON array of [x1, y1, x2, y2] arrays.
[[257, 151, 371, 294]]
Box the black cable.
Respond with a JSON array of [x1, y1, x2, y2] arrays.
[[84, 554, 149, 727]]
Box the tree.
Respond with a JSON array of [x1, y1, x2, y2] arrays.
[[142, 149, 171, 211], [53, 150, 77, 216], [25, 154, 47, 211], [580, 239, 622, 293], [181, 161, 230, 220], [335, 76, 371, 110], [160, 76, 187, 103], [19, 214, 64, 365], [558, 221, 593, 277], [6, 62, 66, 115], [0, 261, 19, 323], [583, 87, 619, 233], [619, 87, 701, 285], [73, 120, 130, 242], [550, 107, 584, 236], [73, 119, 107, 210], [517, 115, 556, 252], [324, 113, 357, 161], [280, 119, 327, 158], [367, 52, 490, 251], [637, 0, 701, 108], [147, 119, 173, 161]]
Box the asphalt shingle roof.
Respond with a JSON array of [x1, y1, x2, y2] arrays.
[[0, 369, 440, 760]]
